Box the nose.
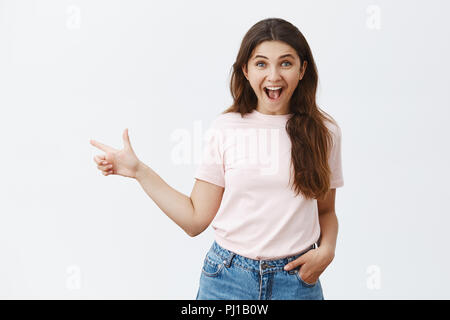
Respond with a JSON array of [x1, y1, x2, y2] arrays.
[[267, 66, 282, 82]]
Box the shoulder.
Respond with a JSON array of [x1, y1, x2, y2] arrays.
[[201, 112, 243, 141], [210, 111, 247, 129], [323, 118, 342, 151], [323, 118, 342, 138], [216, 111, 244, 122]]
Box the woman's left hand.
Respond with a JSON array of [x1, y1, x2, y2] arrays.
[[283, 246, 335, 285]]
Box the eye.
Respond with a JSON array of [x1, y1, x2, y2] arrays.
[[255, 60, 292, 67]]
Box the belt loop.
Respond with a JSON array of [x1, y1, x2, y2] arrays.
[[223, 252, 235, 268]]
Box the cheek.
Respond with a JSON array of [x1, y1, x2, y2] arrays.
[[286, 76, 300, 91], [285, 72, 300, 84], [248, 78, 265, 93]]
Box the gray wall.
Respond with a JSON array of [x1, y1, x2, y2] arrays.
[[0, 0, 449, 299]]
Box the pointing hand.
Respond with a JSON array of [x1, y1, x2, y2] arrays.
[[90, 128, 141, 179]]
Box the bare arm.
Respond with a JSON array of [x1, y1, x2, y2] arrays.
[[317, 188, 338, 259], [135, 161, 224, 237], [90, 130, 223, 237], [189, 178, 224, 237]]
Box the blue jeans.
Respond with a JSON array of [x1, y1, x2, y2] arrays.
[[195, 240, 324, 300]]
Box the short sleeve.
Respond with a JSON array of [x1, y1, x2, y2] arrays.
[[328, 124, 344, 189], [194, 120, 225, 188]]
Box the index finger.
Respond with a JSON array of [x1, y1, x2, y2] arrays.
[[90, 139, 117, 153]]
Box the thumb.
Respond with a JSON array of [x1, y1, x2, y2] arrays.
[[284, 255, 307, 271], [123, 128, 133, 151]]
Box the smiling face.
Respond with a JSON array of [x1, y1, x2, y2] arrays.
[[242, 40, 307, 115]]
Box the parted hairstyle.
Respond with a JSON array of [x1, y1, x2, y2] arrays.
[[222, 17, 339, 200]]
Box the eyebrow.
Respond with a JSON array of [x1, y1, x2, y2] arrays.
[[253, 53, 296, 60]]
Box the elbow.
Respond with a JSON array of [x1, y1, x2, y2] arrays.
[[187, 230, 198, 237], [187, 225, 206, 237], [186, 226, 200, 237], [187, 228, 202, 237]]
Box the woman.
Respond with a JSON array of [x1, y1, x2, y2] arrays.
[[90, 17, 343, 300]]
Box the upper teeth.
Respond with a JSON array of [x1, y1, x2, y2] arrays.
[[266, 87, 282, 90]]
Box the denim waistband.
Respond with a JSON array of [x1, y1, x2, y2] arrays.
[[209, 240, 316, 273]]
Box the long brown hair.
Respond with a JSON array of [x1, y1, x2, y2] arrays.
[[222, 17, 338, 200]]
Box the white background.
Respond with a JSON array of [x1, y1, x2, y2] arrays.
[[0, 0, 449, 299]]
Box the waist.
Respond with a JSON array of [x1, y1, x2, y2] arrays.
[[210, 240, 316, 272]]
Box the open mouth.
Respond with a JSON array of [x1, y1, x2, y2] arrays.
[[264, 87, 283, 101]]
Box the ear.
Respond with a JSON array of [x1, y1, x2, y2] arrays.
[[242, 64, 248, 80], [299, 60, 307, 80]]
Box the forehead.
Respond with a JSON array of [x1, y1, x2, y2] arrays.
[[251, 40, 298, 59]]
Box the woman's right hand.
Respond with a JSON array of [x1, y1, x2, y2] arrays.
[[90, 128, 141, 179]]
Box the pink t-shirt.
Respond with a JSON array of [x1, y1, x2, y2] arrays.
[[194, 109, 344, 260]]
